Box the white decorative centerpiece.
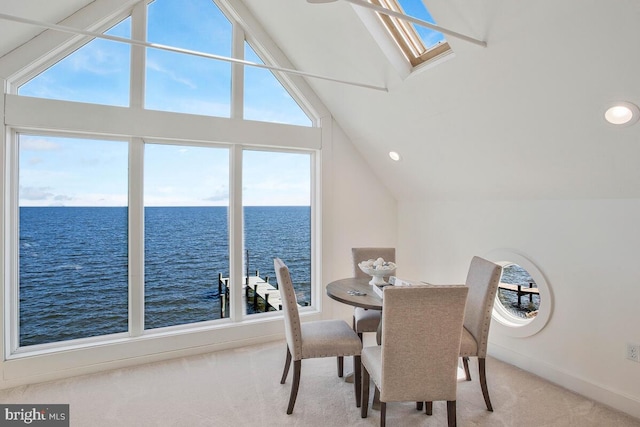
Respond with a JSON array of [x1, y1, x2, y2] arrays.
[[358, 258, 397, 286]]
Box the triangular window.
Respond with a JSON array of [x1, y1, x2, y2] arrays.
[[17, 0, 313, 126], [244, 43, 311, 126], [18, 18, 131, 106], [372, 0, 450, 68]]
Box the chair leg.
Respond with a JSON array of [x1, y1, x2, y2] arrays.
[[286, 360, 301, 414], [479, 357, 493, 411], [425, 401, 433, 415], [354, 355, 362, 408], [280, 347, 292, 384], [380, 400, 386, 427], [361, 364, 370, 418], [447, 401, 457, 427], [373, 387, 381, 410], [337, 356, 344, 377], [462, 356, 471, 381]]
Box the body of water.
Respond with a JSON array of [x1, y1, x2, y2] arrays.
[[497, 263, 540, 317], [19, 206, 310, 347]]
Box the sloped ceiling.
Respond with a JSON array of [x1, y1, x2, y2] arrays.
[[2, 0, 640, 201], [0, 0, 94, 58], [241, 0, 640, 201]]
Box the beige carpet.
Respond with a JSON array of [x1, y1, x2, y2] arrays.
[[1, 339, 638, 426]]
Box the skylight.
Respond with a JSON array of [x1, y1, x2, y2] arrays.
[[371, 0, 450, 67]]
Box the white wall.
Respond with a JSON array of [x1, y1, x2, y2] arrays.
[[398, 198, 640, 418], [322, 121, 397, 321]]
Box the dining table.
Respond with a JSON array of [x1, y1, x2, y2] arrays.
[[326, 277, 383, 311]]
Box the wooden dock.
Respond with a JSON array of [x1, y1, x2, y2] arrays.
[[218, 271, 286, 316], [498, 282, 539, 307]]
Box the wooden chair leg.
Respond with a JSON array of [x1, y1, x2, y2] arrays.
[[380, 400, 386, 427], [373, 387, 381, 410], [479, 357, 493, 411], [447, 401, 457, 427], [361, 364, 370, 418], [286, 360, 301, 414], [425, 401, 433, 415], [337, 356, 344, 377], [353, 313, 364, 341], [416, 402, 423, 411], [354, 355, 362, 408], [462, 356, 471, 381], [280, 347, 292, 384]]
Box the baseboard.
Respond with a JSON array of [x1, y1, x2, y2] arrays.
[[489, 343, 640, 420]]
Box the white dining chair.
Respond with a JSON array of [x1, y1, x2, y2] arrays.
[[274, 258, 363, 414], [361, 285, 469, 427], [459, 256, 503, 411]]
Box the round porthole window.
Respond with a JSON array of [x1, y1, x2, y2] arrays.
[[484, 250, 553, 338]]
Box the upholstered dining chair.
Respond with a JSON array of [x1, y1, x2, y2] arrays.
[[274, 258, 363, 414], [361, 285, 469, 427], [351, 247, 395, 340], [459, 256, 503, 412]]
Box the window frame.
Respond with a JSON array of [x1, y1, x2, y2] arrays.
[[2, 0, 324, 360], [6, 127, 319, 356], [485, 249, 553, 338], [370, 0, 451, 68]]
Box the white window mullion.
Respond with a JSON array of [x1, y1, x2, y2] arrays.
[[127, 2, 147, 337], [129, 138, 145, 336], [231, 22, 245, 119], [311, 150, 321, 312], [129, 0, 147, 109], [4, 122, 20, 356], [229, 144, 244, 321]]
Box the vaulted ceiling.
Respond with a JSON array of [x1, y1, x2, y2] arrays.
[[3, 0, 640, 201]]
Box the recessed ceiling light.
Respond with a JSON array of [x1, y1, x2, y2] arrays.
[[604, 102, 640, 126], [389, 151, 401, 161]]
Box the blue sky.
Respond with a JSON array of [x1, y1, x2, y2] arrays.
[[397, 0, 446, 47], [17, 0, 311, 207]]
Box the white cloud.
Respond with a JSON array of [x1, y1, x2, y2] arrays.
[[69, 46, 123, 75], [20, 186, 55, 201], [147, 59, 197, 89], [20, 138, 61, 151]]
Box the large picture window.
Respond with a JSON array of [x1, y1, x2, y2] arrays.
[[18, 134, 129, 347], [4, 0, 320, 363], [14, 135, 315, 349], [242, 150, 312, 315], [144, 143, 230, 329]]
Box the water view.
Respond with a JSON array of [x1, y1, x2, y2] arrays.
[[497, 264, 540, 318], [19, 206, 310, 347]]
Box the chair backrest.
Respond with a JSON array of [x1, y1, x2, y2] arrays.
[[274, 258, 303, 361], [463, 256, 503, 358], [351, 247, 396, 279], [380, 285, 468, 402]]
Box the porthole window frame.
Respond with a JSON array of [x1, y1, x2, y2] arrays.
[[484, 249, 553, 338]]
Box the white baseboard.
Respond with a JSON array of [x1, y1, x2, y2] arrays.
[[489, 343, 640, 420]]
